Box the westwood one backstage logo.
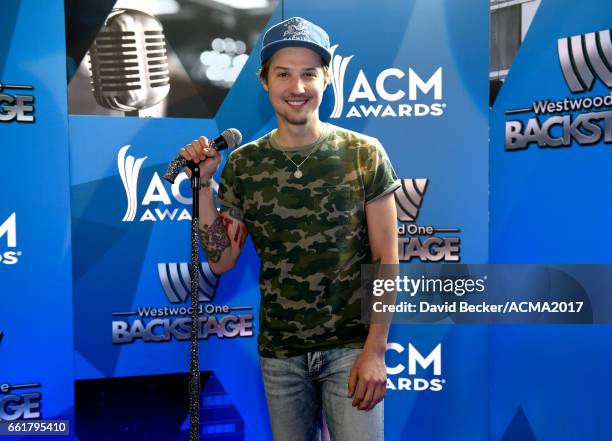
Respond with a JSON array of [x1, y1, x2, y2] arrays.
[[505, 29, 612, 151], [118, 145, 196, 222], [0, 82, 35, 123], [1, 334, 43, 421], [394, 179, 461, 262], [329, 45, 446, 119], [112, 262, 254, 344], [0, 381, 43, 421]]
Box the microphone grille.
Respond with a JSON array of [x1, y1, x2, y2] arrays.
[[88, 9, 170, 112], [222, 128, 243, 148]]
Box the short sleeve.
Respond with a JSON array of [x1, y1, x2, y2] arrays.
[[217, 153, 244, 218], [364, 140, 400, 204]]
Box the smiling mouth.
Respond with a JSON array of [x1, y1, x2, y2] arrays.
[[285, 98, 309, 107]]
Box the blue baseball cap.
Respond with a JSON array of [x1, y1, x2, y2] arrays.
[[260, 17, 331, 66]]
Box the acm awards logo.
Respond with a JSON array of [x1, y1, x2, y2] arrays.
[[0, 213, 22, 265], [394, 179, 460, 262], [385, 343, 446, 392], [0, 334, 43, 421], [505, 28, 612, 151], [0, 82, 35, 123], [111, 262, 254, 344], [328, 45, 446, 119], [118, 145, 205, 222]]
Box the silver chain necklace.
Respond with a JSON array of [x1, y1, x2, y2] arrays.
[[274, 126, 325, 179]]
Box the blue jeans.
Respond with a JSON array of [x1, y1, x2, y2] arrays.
[[259, 347, 384, 441]]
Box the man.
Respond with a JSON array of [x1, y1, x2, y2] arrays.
[[179, 17, 399, 441]]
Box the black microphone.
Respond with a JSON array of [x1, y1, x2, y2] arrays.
[[163, 128, 242, 183]]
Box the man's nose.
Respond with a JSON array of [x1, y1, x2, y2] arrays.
[[289, 76, 306, 94]]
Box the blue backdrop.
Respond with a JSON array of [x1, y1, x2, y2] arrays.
[[490, 0, 612, 439], [0, 0, 74, 432], [1, 0, 610, 440]]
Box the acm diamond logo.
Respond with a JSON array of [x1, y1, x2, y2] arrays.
[[329, 45, 354, 118], [394, 179, 461, 262]]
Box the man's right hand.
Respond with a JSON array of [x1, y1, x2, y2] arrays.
[[179, 136, 222, 180]]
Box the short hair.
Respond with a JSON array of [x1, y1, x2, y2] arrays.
[[258, 58, 332, 85]]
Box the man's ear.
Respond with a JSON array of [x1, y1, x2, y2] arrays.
[[261, 79, 269, 92]]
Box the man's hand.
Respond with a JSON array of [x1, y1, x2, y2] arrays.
[[347, 348, 387, 411], [179, 136, 222, 180], [346, 191, 397, 412]]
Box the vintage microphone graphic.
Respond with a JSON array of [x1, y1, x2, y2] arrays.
[[88, 8, 170, 116]]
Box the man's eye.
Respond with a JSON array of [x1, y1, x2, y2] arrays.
[[278, 72, 289, 78]]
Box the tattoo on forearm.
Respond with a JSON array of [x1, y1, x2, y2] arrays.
[[234, 224, 247, 246], [226, 207, 244, 222], [222, 217, 234, 230], [199, 217, 231, 262], [221, 212, 248, 246]]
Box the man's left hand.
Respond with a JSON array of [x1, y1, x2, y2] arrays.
[[347, 349, 387, 411]]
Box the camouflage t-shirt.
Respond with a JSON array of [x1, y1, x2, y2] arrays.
[[218, 123, 399, 358]]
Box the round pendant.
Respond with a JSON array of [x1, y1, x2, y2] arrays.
[[294, 169, 303, 178]]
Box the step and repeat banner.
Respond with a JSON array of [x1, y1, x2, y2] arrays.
[[1, 0, 609, 440], [66, 1, 489, 439], [490, 0, 612, 440], [0, 0, 75, 434]]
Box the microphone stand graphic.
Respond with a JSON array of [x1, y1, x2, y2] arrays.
[[185, 161, 204, 441]]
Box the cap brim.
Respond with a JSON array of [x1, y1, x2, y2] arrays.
[[260, 40, 331, 66]]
